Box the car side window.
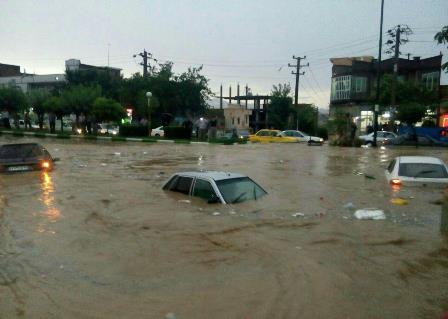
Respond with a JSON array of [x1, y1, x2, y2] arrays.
[[257, 131, 268, 136], [387, 159, 396, 173], [377, 132, 384, 138], [175, 176, 193, 195], [193, 179, 217, 201]]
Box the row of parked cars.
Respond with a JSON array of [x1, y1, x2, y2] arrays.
[[359, 130, 448, 146]]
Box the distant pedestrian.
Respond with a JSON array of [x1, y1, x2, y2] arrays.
[[1, 110, 11, 129], [350, 121, 357, 140], [24, 111, 31, 129], [48, 112, 56, 133], [86, 114, 92, 134], [70, 112, 77, 133], [195, 117, 208, 140], [79, 113, 86, 133], [208, 116, 218, 141]]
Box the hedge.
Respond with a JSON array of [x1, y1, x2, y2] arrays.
[[164, 126, 191, 139], [119, 124, 149, 137]]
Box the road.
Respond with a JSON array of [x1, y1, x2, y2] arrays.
[[0, 136, 447, 318]]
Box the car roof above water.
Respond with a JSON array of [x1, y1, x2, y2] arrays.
[[397, 156, 445, 165], [174, 171, 246, 181]]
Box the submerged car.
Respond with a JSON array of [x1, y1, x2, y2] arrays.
[[151, 126, 165, 137], [359, 131, 397, 145], [0, 143, 57, 173], [98, 123, 119, 135], [385, 156, 448, 186], [163, 171, 267, 204], [282, 130, 324, 144], [249, 129, 298, 143]]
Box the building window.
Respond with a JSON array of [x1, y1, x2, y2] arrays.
[[237, 117, 240, 125], [353, 76, 367, 93], [232, 117, 234, 125], [422, 71, 439, 91], [331, 75, 351, 101]]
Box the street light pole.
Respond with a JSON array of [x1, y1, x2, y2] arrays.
[[146, 91, 152, 136], [373, 0, 385, 147]]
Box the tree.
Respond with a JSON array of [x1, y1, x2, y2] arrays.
[[66, 69, 122, 100], [61, 85, 101, 116], [92, 97, 126, 130], [43, 96, 65, 132], [379, 74, 437, 107], [0, 87, 27, 113], [396, 102, 426, 126], [294, 104, 319, 134], [268, 83, 293, 129], [27, 89, 50, 129], [434, 26, 448, 72]]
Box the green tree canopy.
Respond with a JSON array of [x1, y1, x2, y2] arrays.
[[61, 85, 101, 115], [396, 102, 426, 125], [92, 97, 125, 124], [434, 26, 448, 72], [379, 74, 437, 108], [268, 83, 293, 129], [66, 69, 122, 100], [0, 87, 28, 113]]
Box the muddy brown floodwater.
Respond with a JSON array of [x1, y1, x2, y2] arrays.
[[0, 135, 447, 319]]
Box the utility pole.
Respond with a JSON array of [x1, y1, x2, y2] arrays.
[[220, 84, 223, 109], [288, 56, 308, 106], [385, 25, 412, 108], [373, 0, 385, 147], [133, 49, 154, 77]]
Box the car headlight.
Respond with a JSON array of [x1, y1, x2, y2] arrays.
[[319, 138, 324, 142], [41, 161, 51, 169]]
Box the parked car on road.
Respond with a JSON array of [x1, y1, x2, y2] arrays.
[[0, 143, 58, 173], [282, 130, 324, 144], [249, 129, 298, 143], [97, 123, 119, 135], [385, 156, 448, 186], [151, 126, 165, 137], [359, 131, 397, 145], [163, 171, 267, 204], [383, 133, 447, 146]]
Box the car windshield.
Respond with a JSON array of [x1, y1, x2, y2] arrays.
[[398, 163, 448, 178], [0, 144, 43, 159], [216, 177, 267, 204]]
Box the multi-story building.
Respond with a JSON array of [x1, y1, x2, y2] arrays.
[[0, 73, 66, 93], [65, 59, 121, 78], [329, 54, 442, 132]]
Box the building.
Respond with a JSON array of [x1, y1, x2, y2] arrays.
[[0, 73, 66, 93], [0, 63, 22, 77], [65, 59, 121, 78], [223, 104, 252, 130], [329, 54, 442, 132]]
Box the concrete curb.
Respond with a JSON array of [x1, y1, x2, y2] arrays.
[[0, 130, 216, 145]]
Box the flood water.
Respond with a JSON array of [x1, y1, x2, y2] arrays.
[[0, 135, 447, 319]]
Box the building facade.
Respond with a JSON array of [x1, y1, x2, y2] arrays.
[[0, 73, 66, 93], [329, 55, 442, 132], [65, 59, 121, 78], [223, 104, 252, 130]]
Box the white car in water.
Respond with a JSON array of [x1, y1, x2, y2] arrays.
[[282, 130, 324, 143], [151, 126, 165, 137], [359, 131, 397, 145], [385, 156, 448, 186], [163, 171, 267, 204]]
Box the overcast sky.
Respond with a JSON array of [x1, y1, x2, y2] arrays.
[[1, 0, 447, 109]]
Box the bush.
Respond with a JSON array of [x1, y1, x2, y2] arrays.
[[119, 124, 149, 137], [164, 126, 191, 139], [316, 126, 328, 140]]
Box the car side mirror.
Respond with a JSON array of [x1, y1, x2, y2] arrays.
[[53, 157, 60, 162], [208, 194, 220, 204]]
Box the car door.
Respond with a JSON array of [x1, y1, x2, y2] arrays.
[[192, 178, 222, 203]]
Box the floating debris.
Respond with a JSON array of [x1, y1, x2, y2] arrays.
[[292, 212, 305, 217], [354, 209, 385, 220], [390, 198, 409, 206]]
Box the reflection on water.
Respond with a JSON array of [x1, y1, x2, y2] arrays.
[[37, 172, 61, 233]]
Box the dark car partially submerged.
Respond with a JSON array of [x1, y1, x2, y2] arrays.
[[163, 171, 267, 204], [0, 143, 57, 173]]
